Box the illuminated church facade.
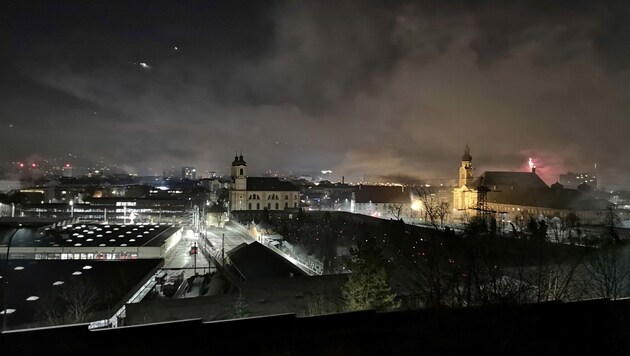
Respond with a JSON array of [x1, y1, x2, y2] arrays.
[[452, 145, 477, 213], [228, 155, 300, 212], [452, 147, 609, 225]]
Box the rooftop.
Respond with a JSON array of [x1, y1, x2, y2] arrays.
[[246, 177, 300, 192], [475, 171, 549, 190], [0, 259, 162, 329], [1, 223, 179, 249], [227, 242, 306, 280]]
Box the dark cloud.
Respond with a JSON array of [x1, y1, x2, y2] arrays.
[[2, 1, 630, 188]]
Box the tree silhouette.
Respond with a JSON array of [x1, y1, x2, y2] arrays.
[[601, 206, 621, 244], [342, 235, 399, 311], [37, 279, 100, 325], [586, 245, 629, 299]]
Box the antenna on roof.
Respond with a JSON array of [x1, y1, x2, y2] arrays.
[[470, 175, 497, 220]]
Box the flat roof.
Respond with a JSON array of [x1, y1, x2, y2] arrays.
[[0, 217, 67, 226], [0, 259, 163, 329], [1, 223, 179, 249], [228, 242, 306, 280]]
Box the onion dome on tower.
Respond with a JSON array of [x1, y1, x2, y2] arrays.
[[461, 144, 472, 162], [232, 154, 247, 166]]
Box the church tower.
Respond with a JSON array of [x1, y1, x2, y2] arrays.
[[231, 154, 247, 191], [459, 145, 474, 187]]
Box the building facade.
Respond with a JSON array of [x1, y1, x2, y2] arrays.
[[228, 155, 300, 212], [453, 145, 477, 212], [452, 147, 610, 225], [559, 172, 597, 190], [182, 167, 197, 180], [352, 185, 418, 223]]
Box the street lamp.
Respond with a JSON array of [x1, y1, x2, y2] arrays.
[[2, 224, 23, 332], [69, 200, 74, 218], [190, 242, 198, 276]]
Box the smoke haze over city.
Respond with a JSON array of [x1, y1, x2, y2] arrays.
[[3, 1, 630, 188]]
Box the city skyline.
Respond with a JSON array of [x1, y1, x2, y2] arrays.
[[3, 1, 630, 188]]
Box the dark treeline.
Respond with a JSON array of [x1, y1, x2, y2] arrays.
[[242, 209, 630, 312]]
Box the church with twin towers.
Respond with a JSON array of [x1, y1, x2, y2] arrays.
[[228, 154, 300, 212]]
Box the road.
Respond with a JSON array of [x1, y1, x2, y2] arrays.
[[163, 227, 212, 277], [203, 221, 255, 265]]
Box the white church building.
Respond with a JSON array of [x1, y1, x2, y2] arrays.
[[228, 155, 300, 212]]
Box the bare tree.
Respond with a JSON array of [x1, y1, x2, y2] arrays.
[[565, 212, 581, 244], [38, 280, 100, 325], [304, 292, 340, 316], [406, 206, 420, 225], [513, 211, 533, 235], [601, 206, 621, 243], [524, 255, 587, 303], [585, 246, 629, 299], [386, 203, 404, 221], [436, 201, 451, 229], [548, 216, 562, 243], [409, 237, 450, 307], [414, 186, 449, 231], [459, 210, 470, 225], [37, 294, 64, 326], [62, 281, 100, 323]]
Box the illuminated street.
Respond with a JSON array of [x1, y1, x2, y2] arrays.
[[204, 221, 255, 265], [163, 228, 211, 277]]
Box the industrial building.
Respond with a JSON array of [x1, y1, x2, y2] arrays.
[[1, 220, 182, 260]]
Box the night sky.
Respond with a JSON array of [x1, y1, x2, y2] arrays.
[[3, 1, 630, 188]]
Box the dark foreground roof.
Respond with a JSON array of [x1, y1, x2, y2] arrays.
[[227, 242, 306, 280], [4, 298, 630, 355], [125, 274, 348, 325], [0, 259, 162, 329]]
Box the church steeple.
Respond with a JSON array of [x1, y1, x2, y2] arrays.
[[230, 152, 248, 193], [230, 152, 247, 179], [459, 145, 474, 187], [461, 144, 472, 162]]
